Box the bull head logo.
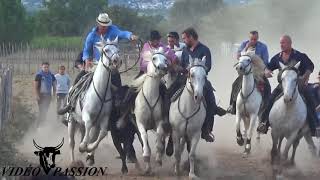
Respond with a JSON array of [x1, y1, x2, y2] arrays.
[[33, 138, 64, 174]]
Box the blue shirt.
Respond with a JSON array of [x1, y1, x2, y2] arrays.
[[267, 49, 314, 76], [238, 40, 269, 65], [35, 71, 56, 95], [82, 25, 132, 61], [181, 42, 212, 73]]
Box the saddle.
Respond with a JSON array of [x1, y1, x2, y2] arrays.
[[68, 72, 94, 110]]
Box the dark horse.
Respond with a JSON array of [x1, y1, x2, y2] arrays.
[[85, 85, 142, 174]]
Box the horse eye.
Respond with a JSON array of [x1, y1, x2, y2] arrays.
[[152, 57, 156, 61]]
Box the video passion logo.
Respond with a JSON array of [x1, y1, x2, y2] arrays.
[[1, 138, 108, 177]]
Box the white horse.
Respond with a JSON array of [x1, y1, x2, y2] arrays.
[[131, 47, 168, 174], [270, 62, 316, 176], [234, 53, 266, 155], [68, 37, 121, 163], [170, 55, 207, 179]]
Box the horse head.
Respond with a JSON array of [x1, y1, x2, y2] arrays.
[[236, 55, 252, 75], [95, 36, 121, 69], [148, 47, 168, 76], [187, 55, 207, 104], [279, 61, 300, 103]]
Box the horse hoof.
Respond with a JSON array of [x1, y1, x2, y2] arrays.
[[237, 137, 244, 146], [79, 143, 87, 153], [86, 155, 95, 166], [189, 173, 199, 180], [143, 169, 153, 176], [127, 156, 137, 163], [121, 166, 128, 174]]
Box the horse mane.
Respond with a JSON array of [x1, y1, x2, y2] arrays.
[[242, 51, 266, 82], [130, 74, 147, 92]]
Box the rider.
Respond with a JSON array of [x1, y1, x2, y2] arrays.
[[167, 31, 186, 50], [307, 71, 320, 135], [59, 13, 138, 113], [180, 27, 227, 142], [137, 30, 178, 77], [227, 31, 271, 114], [257, 35, 318, 136]]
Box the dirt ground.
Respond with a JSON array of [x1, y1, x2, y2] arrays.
[[3, 66, 320, 180]]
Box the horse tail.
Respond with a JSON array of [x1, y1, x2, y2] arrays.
[[130, 74, 147, 92]]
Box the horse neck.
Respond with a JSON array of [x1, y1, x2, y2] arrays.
[[142, 75, 161, 102], [92, 60, 111, 96], [241, 72, 255, 97], [180, 79, 199, 110]]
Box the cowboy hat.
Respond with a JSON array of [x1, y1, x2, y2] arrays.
[[96, 13, 112, 27]]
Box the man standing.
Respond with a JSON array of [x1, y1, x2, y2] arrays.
[[257, 35, 317, 136], [227, 31, 270, 114], [55, 65, 71, 124], [180, 27, 226, 142], [34, 62, 56, 127]]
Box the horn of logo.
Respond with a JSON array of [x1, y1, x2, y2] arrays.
[[33, 139, 44, 150], [54, 138, 64, 150]]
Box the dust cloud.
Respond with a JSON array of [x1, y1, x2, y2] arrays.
[[13, 0, 320, 179]]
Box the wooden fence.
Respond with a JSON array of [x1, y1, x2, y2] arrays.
[[0, 43, 140, 76], [0, 65, 13, 132]]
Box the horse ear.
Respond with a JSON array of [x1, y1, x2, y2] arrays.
[[106, 38, 111, 44], [279, 62, 286, 70], [201, 56, 207, 66], [158, 47, 164, 54], [95, 42, 104, 53], [294, 61, 301, 69], [188, 55, 194, 66], [100, 35, 106, 44], [113, 36, 119, 44]]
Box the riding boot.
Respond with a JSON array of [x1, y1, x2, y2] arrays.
[[301, 86, 318, 136], [58, 70, 88, 115], [201, 80, 222, 142], [227, 76, 242, 115], [257, 84, 283, 134]]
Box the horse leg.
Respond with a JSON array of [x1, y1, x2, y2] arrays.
[[111, 129, 128, 174], [137, 122, 151, 175], [271, 131, 279, 165], [172, 131, 181, 176], [188, 132, 200, 179], [244, 114, 258, 155], [236, 113, 244, 146], [68, 119, 76, 163], [79, 113, 93, 153], [304, 131, 317, 157], [290, 138, 300, 166], [282, 130, 299, 163], [86, 126, 99, 166], [156, 122, 165, 166], [87, 116, 110, 152]]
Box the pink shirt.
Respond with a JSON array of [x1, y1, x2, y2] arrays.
[[139, 42, 177, 72]]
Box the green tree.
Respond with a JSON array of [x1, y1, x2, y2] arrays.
[[0, 0, 33, 43], [35, 0, 108, 36]]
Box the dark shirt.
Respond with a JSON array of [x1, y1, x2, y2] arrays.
[[181, 42, 212, 73], [267, 49, 314, 76], [307, 83, 320, 105], [35, 71, 56, 95]]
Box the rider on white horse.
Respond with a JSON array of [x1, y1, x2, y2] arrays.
[[167, 31, 186, 51], [178, 27, 227, 142], [227, 31, 271, 115], [257, 35, 319, 136], [59, 12, 138, 113]]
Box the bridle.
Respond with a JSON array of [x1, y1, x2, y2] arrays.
[[92, 43, 119, 123], [279, 66, 299, 101], [234, 55, 253, 76], [186, 64, 207, 94]]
